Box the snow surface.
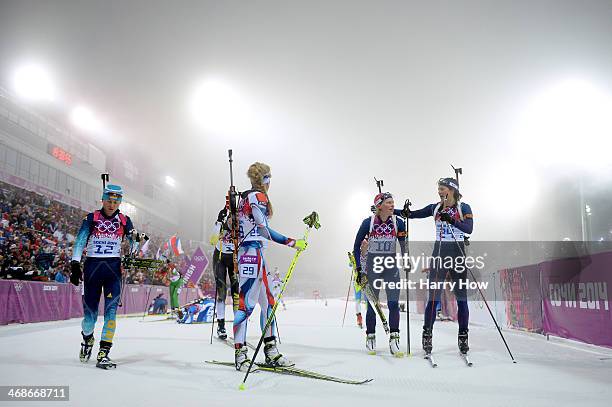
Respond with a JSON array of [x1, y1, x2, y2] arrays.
[[1, 298, 611, 407]]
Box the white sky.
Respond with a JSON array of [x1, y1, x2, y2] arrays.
[[1, 0, 612, 284]]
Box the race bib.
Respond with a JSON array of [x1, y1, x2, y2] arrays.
[[239, 254, 259, 278], [368, 238, 395, 253], [86, 213, 124, 258], [436, 221, 465, 242], [88, 238, 121, 257]]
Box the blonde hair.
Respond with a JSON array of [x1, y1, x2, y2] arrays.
[[247, 162, 273, 217]]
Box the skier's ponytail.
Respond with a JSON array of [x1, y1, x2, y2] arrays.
[[247, 162, 273, 217]]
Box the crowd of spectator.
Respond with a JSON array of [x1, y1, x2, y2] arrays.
[[0, 181, 216, 291], [0, 181, 79, 282]]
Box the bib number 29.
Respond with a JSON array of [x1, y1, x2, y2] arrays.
[[239, 265, 257, 278]]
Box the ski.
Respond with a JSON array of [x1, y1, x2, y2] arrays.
[[347, 252, 390, 334], [424, 353, 438, 368], [139, 316, 174, 323], [368, 351, 405, 358], [259, 364, 373, 385], [206, 360, 373, 385], [206, 360, 260, 372], [460, 353, 473, 367]]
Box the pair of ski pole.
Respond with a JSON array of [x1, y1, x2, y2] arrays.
[[238, 211, 321, 390]]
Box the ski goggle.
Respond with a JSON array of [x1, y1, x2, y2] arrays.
[[263, 174, 272, 185]]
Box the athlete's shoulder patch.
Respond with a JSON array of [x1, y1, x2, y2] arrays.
[[254, 192, 268, 205]]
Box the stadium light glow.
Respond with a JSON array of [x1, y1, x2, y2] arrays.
[[70, 106, 102, 132], [480, 161, 538, 215], [12, 63, 57, 102], [517, 78, 612, 169], [165, 176, 176, 188], [189, 78, 252, 133]]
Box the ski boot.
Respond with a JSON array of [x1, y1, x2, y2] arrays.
[[96, 342, 116, 370], [234, 344, 250, 371], [389, 332, 404, 358], [366, 333, 376, 355], [422, 326, 433, 354], [356, 313, 363, 329], [263, 338, 293, 367], [458, 329, 469, 354], [79, 332, 94, 363], [217, 319, 227, 340]]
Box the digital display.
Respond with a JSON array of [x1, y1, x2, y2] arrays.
[[47, 144, 72, 166]]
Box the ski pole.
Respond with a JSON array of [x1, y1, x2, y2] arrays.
[[423, 200, 449, 353], [120, 232, 140, 308], [446, 222, 517, 363], [342, 271, 354, 327], [209, 248, 223, 344], [403, 198, 412, 355], [274, 315, 281, 344], [240, 211, 320, 390], [118, 273, 127, 308], [142, 285, 153, 320]]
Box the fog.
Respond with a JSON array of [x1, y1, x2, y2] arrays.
[[1, 0, 612, 294]]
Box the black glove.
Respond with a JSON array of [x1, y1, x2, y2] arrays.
[[401, 200, 411, 218], [217, 208, 228, 222], [70, 260, 82, 286], [439, 212, 455, 225]]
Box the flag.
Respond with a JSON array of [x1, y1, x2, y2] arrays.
[[162, 240, 169, 257], [140, 239, 150, 256], [163, 235, 184, 257], [156, 240, 169, 260], [169, 235, 184, 256]]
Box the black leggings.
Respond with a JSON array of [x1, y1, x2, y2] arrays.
[[213, 249, 239, 301]]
